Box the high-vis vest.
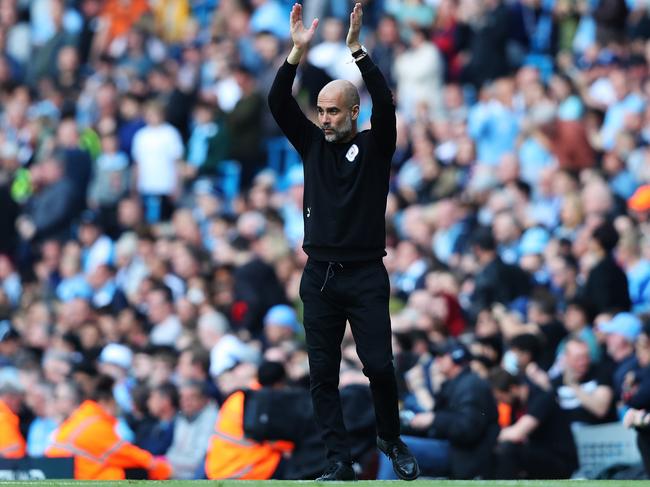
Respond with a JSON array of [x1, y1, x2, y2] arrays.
[[46, 400, 171, 480], [0, 400, 26, 458], [205, 390, 293, 479]]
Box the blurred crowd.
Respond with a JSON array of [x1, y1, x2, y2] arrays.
[[1, 0, 650, 480]]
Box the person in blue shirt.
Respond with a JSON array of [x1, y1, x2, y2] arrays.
[[137, 383, 178, 456], [468, 78, 520, 165]]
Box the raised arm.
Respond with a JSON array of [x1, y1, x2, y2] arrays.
[[347, 3, 396, 153], [268, 3, 320, 156]]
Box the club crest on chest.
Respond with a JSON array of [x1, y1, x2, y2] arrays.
[[345, 144, 359, 162]]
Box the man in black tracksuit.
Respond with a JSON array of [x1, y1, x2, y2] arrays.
[[268, 2, 418, 481]]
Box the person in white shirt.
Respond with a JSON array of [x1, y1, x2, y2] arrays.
[[146, 285, 182, 347], [131, 100, 184, 223], [78, 210, 114, 275], [196, 311, 259, 377]]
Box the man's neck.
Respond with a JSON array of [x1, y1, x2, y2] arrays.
[[337, 129, 358, 144]]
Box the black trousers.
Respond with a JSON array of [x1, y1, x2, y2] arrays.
[[299, 257, 400, 463]]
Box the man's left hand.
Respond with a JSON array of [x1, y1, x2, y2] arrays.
[[346, 2, 362, 51]]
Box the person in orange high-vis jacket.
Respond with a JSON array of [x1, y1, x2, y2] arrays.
[[46, 375, 171, 480], [0, 379, 26, 458], [205, 362, 293, 479]]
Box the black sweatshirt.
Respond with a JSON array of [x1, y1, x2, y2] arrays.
[[268, 55, 396, 262]]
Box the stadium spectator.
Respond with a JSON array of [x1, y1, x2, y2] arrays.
[[552, 336, 616, 426], [146, 284, 182, 347], [380, 339, 498, 479], [581, 220, 631, 316], [131, 100, 184, 224], [24, 381, 57, 456], [598, 311, 642, 400], [622, 323, 650, 475], [46, 375, 171, 480], [205, 361, 293, 480], [136, 382, 178, 456], [490, 368, 578, 479], [263, 304, 300, 348], [165, 380, 218, 479], [0, 376, 26, 458]]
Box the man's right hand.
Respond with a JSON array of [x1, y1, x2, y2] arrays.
[[290, 3, 318, 50]]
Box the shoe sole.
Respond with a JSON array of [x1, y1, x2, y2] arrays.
[[395, 462, 420, 481]]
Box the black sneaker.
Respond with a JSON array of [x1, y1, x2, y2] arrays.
[[315, 461, 357, 481], [376, 437, 420, 481]]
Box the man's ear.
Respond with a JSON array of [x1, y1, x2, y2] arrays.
[[351, 104, 360, 121]]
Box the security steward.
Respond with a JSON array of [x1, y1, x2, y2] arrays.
[[204, 361, 293, 480], [0, 378, 26, 458], [46, 375, 171, 480]]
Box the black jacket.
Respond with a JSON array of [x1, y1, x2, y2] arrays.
[[582, 254, 631, 316], [430, 368, 499, 479], [469, 256, 531, 322], [268, 55, 396, 262]]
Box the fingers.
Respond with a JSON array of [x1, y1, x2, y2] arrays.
[[290, 3, 302, 24], [308, 18, 319, 34], [352, 2, 362, 18]]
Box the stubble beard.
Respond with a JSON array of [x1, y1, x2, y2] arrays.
[[323, 115, 353, 143]]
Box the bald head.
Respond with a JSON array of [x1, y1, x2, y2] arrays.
[[319, 80, 360, 108], [317, 80, 360, 143]]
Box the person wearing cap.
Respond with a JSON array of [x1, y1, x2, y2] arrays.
[[197, 310, 259, 378], [0, 376, 26, 458], [598, 311, 642, 400], [46, 375, 172, 479], [268, 3, 419, 480], [263, 304, 300, 347], [379, 339, 498, 479], [489, 367, 578, 479], [99, 343, 134, 414]]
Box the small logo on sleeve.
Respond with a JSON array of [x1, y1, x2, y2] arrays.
[[306, 207, 311, 218], [345, 144, 359, 162]]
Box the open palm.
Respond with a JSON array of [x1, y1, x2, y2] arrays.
[[290, 3, 318, 50]]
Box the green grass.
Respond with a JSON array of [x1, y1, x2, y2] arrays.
[[0, 481, 649, 487]]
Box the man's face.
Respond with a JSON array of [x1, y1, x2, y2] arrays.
[[179, 385, 206, 417], [146, 289, 171, 324], [147, 390, 169, 418], [317, 90, 357, 143], [565, 341, 590, 380], [436, 353, 455, 378]]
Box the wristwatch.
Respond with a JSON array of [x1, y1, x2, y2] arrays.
[[351, 46, 368, 61]]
